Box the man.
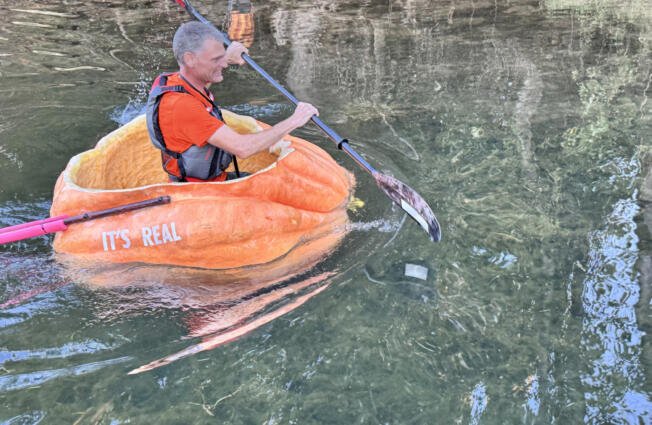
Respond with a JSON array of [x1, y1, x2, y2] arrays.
[[146, 21, 318, 182]]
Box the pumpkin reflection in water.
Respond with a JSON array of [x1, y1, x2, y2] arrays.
[[60, 226, 342, 374], [228, 0, 255, 48]]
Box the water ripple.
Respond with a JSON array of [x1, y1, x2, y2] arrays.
[[580, 194, 650, 424], [1, 411, 46, 425], [0, 356, 131, 394], [0, 340, 115, 366]]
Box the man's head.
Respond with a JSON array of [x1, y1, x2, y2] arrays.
[[173, 21, 228, 86]]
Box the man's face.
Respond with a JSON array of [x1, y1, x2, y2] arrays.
[[186, 38, 228, 86]]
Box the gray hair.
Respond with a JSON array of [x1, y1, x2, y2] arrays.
[[173, 21, 224, 65]]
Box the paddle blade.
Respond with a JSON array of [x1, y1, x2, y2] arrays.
[[373, 172, 441, 242]]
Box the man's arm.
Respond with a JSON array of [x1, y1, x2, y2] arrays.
[[206, 102, 318, 158]]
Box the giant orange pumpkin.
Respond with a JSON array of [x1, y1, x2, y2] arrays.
[[50, 110, 354, 269]]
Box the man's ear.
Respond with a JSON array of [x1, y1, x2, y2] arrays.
[[183, 51, 195, 67]]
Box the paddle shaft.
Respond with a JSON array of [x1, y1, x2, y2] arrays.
[[173, 0, 377, 176], [0, 196, 171, 245], [172, 0, 441, 242], [239, 57, 377, 175], [63, 196, 171, 225]]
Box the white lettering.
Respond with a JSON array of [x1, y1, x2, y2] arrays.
[[135, 223, 182, 247], [142, 227, 154, 246], [120, 229, 131, 249], [161, 223, 174, 243], [171, 222, 182, 241], [108, 231, 117, 251], [100, 228, 132, 250], [152, 225, 162, 245]]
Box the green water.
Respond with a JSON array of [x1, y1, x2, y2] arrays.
[[1, 0, 650, 423]]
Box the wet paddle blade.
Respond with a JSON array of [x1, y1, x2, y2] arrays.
[[373, 172, 441, 242]]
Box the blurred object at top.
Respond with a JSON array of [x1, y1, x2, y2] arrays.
[[228, 0, 254, 48]]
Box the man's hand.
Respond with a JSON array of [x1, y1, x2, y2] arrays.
[[225, 41, 248, 65], [208, 102, 319, 158], [290, 102, 319, 127]]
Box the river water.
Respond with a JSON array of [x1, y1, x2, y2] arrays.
[[0, 0, 650, 424]]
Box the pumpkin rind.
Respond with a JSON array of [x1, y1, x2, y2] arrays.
[[51, 112, 354, 269]]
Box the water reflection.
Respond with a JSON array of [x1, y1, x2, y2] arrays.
[[129, 278, 330, 374], [54, 230, 343, 373], [581, 195, 650, 424], [469, 381, 488, 425], [228, 0, 255, 47], [0, 356, 131, 393], [1, 411, 46, 425], [0, 251, 338, 395], [0, 340, 114, 365]]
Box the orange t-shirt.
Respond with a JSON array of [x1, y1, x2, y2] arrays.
[[158, 73, 225, 180]]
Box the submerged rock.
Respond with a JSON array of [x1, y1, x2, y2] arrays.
[[470, 127, 485, 139]]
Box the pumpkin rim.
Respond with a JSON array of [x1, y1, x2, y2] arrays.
[[61, 113, 297, 194]]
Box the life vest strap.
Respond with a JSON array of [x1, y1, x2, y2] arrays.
[[146, 72, 233, 182]]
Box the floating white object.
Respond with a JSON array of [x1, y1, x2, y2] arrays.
[[404, 263, 428, 280]]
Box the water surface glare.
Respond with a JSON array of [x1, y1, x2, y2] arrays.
[[0, 0, 650, 424]]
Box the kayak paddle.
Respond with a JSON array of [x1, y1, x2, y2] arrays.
[[0, 196, 171, 245], [170, 0, 441, 242]]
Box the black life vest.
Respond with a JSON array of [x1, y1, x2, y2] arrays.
[[146, 72, 233, 182]]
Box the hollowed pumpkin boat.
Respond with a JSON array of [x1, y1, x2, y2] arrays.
[[50, 110, 354, 270]]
